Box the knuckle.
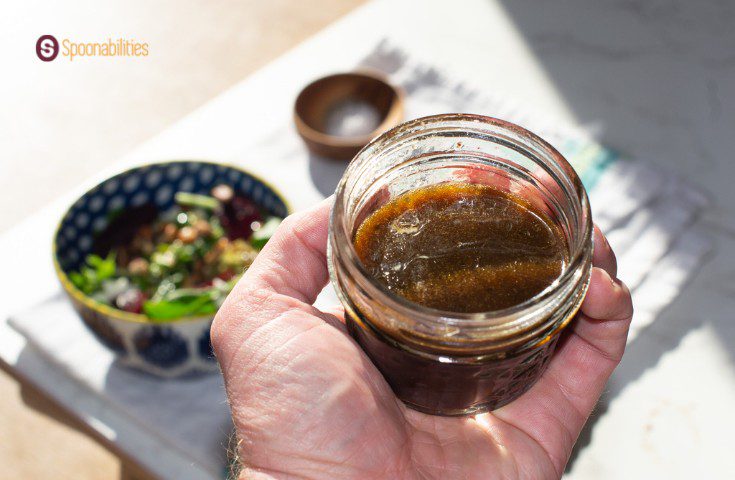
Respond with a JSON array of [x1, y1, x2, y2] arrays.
[[279, 211, 305, 234], [210, 306, 231, 352], [584, 268, 635, 322], [609, 278, 634, 322], [211, 287, 272, 352], [609, 246, 618, 268], [210, 288, 280, 372], [273, 212, 311, 249], [276, 210, 324, 261], [619, 283, 635, 320]]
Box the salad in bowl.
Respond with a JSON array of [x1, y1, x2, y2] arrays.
[[54, 161, 289, 377]]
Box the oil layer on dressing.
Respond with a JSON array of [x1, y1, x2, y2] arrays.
[[353, 182, 568, 313]]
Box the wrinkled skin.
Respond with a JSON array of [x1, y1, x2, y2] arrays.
[[212, 198, 633, 480]]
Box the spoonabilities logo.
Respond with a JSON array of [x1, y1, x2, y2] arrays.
[[34, 35, 149, 61], [36, 35, 59, 62]]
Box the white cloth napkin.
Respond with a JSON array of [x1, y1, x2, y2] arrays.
[[9, 294, 232, 478], [358, 40, 712, 340], [7, 39, 712, 478]]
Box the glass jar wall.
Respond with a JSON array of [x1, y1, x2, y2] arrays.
[[328, 114, 593, 416]]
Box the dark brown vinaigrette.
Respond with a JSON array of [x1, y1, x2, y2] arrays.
[[353, 183, 568, 313]]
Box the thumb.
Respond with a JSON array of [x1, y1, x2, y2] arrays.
[[211, 196, 334, 373]]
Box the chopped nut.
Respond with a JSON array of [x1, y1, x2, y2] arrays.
[[162, 223, 178, 242], [215, 237, 229, 252], [177, 226, 198, 244], [203, 249, 219, 265], [211, 184, 234, 204], [193, 219, 212, 236], [128, 257, 149, 276]]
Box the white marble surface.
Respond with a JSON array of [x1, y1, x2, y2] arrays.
[[1, 0, 734, 478], [491, 2, 735, 477]]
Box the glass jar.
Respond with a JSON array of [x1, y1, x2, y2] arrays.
[[328, 114, 593, 416]]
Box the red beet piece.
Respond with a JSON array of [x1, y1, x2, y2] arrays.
[[116, 288, 145, 314], [221, 196, 262, 240]]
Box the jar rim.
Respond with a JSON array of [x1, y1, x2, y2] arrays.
[[330, 113, 593, 333]]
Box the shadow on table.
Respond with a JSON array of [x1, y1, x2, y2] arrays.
[[496, 0, 734, 184], [494, 0, 735, 469], [9, 308, 232, 480], [568, 241, 735, 467], [15, 348, 95, 433], [308, 152, 349, 197], [101, 360, 233, 474], [12, 344, 153, 479]]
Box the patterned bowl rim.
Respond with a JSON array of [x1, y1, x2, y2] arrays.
[[52, 159, 293, 325]]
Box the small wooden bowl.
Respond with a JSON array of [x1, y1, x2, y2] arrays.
[[294, 72, 404, 160]]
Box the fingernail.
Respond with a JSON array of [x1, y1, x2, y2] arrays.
[[598, 267, 618, 288]]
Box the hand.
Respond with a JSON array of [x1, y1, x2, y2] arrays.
[[212, 198, 633, 480]]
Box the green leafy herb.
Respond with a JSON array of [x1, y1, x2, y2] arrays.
[[174, 192, 220, 211], [250, 217, 282, 250], [143, 286, 220, 320], [69, 252, 117, 294], [143, 296, 217, 321], [67, 184, 282, 322]]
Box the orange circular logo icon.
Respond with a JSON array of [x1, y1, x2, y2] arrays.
[[36, 35, 59, 62]]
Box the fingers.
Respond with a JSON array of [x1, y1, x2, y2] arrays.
[[211, 197, 334, 371], [573, 267, 633, 362], [542, 267, 632, 423], [209, 197, 406, 478], [581, 267, 633, 322], [593, 225, 617, 277], [230, 196, 333, 305], [577, 225, 630, 360], [492, 242, 632, 475]]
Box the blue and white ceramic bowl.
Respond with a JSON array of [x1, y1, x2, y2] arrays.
[[53, 160, 290, 377]]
